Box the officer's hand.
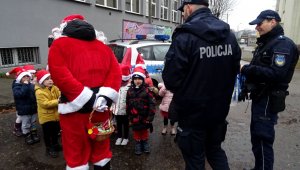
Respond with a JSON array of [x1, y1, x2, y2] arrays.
[[94, 97, 108, 112]]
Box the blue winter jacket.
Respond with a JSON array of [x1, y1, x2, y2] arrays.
[[12, 80, 37, 115], [162, 7, 241, 127]]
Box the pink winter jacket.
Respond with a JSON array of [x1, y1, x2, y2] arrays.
[[158, 83, 173, 112]]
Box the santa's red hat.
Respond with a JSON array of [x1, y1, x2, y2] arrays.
[[36, 69, 50, 85], [61, 14, 85, 23], [7, 67, 32, 83], [23, 64, 36, 74], [120, 64, 131, 81], [132, 67, 146, 79]]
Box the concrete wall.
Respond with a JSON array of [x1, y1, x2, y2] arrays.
[[277, 0, 300, 44], [0, 0, 180, 72]]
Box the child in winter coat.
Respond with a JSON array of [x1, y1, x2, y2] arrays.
[[126, 67, 156, 155], [158, 83, 176, 135], [113, 64, 131, 146], [12, 68, 40, 145], [35, 70, 61, 158]]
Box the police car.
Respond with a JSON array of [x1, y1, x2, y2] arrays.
[[108, 35, 171, 87]]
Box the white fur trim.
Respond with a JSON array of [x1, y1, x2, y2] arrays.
[[122, 74, 131, 81], [98, 87, 119, 103], [132, 72, 146, 79], [27, 70, 36, 74], [93, 158, 111, 167], [6, 72, 9, 76], [135, 64, 146, 69], [66, 163, 89, 170], [16, 72, 32, 83], [38, 73, 50, 85], [58, 87, 93, 114]]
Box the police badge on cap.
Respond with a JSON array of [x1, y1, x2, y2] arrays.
[[274, 54, 286, 67]]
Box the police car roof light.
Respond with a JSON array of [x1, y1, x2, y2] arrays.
[[136, 35, 147, 40], [154, 35, 170, 41]]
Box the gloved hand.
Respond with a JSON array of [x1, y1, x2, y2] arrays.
[[94, 97, 108, 112]]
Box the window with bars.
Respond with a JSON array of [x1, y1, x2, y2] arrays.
[[96, 0, 118, 9], [0, 47, 40, 67], [146, 0, 156, 17], [125, 0, 140, 14], [161, 0, 169, 20], [172, 0, 179, 22]]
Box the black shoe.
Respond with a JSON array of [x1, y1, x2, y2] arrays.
[[24, 133, 34, 145], [46, 147, 58, 158], [94, 162, 111, 170], [134, 141, 142, 155], [31, 131, 40, 143]]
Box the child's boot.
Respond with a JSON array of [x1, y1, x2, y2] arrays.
[[134, 140, 142, 155], [142, 140, 150, 153], [13, 123, 23, 137], [161, 126, 167, 135], [171, 126, 177, 136], [31, 130, 40, 143], [24, 133, 34, 145]]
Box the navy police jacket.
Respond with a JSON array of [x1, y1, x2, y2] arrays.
[[162, 8, 241, 127], [241, 25, 299, 91]]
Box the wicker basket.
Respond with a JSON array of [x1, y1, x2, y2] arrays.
[[87, 109, 114, 142]]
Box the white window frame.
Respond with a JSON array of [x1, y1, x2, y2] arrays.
[[146, 0, 156, 18], [161, 0, 169, 20], [172, 0, 179, 22], [125, 0, 140, 14], [0, 47, 39, 67], [95, 0, 118, 9]]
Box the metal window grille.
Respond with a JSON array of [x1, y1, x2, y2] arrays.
[[0, 47, 40, 67], [0, 48, 14, 66]]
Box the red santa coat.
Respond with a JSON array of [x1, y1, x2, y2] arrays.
[[48, 15, 121, 169], [48, 37, 121, 114]]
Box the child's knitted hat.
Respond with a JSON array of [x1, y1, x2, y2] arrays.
[[6, 67, 31, 83], [23, 64, 36, 74], [132, 67, 146, 79], [36, 69, 50, 85]]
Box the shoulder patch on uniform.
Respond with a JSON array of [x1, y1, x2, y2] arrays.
[[274, 54, 286, 67]]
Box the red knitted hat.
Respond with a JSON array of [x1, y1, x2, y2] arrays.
[[120, 64, 131, 81], [132, 67, 146, 79], [36, 69, 50, 85], [23, 64, 36, 74]]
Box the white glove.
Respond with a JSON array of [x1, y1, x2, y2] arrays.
[[94, 97, 108, 112]]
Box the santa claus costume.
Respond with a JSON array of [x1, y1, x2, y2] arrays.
[[48, 14, 121, 170]]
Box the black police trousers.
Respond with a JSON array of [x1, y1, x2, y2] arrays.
[[251, 95, 278, 170], [176, 121, 229, 170]]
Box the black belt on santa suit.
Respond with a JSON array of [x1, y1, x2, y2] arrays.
[[59, 87, 100, 113]]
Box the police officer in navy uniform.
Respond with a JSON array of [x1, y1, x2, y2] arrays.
[[162, 0, 241, 169], [241, 10, 299, 170]]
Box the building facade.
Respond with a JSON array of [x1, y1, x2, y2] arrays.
[[276, 0, 300, 44], [0, 0, 182, 72]]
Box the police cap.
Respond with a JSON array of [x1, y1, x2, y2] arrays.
[[178, 0, 209, 12], [249, 10, 281, 25]]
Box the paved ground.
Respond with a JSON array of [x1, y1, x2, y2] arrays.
[[0, 65, 299, 170]]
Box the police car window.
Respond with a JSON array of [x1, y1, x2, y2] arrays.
[[108, 45, 125, 63], [153, 45, 170, 61], [137, 46, 154, 60]]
